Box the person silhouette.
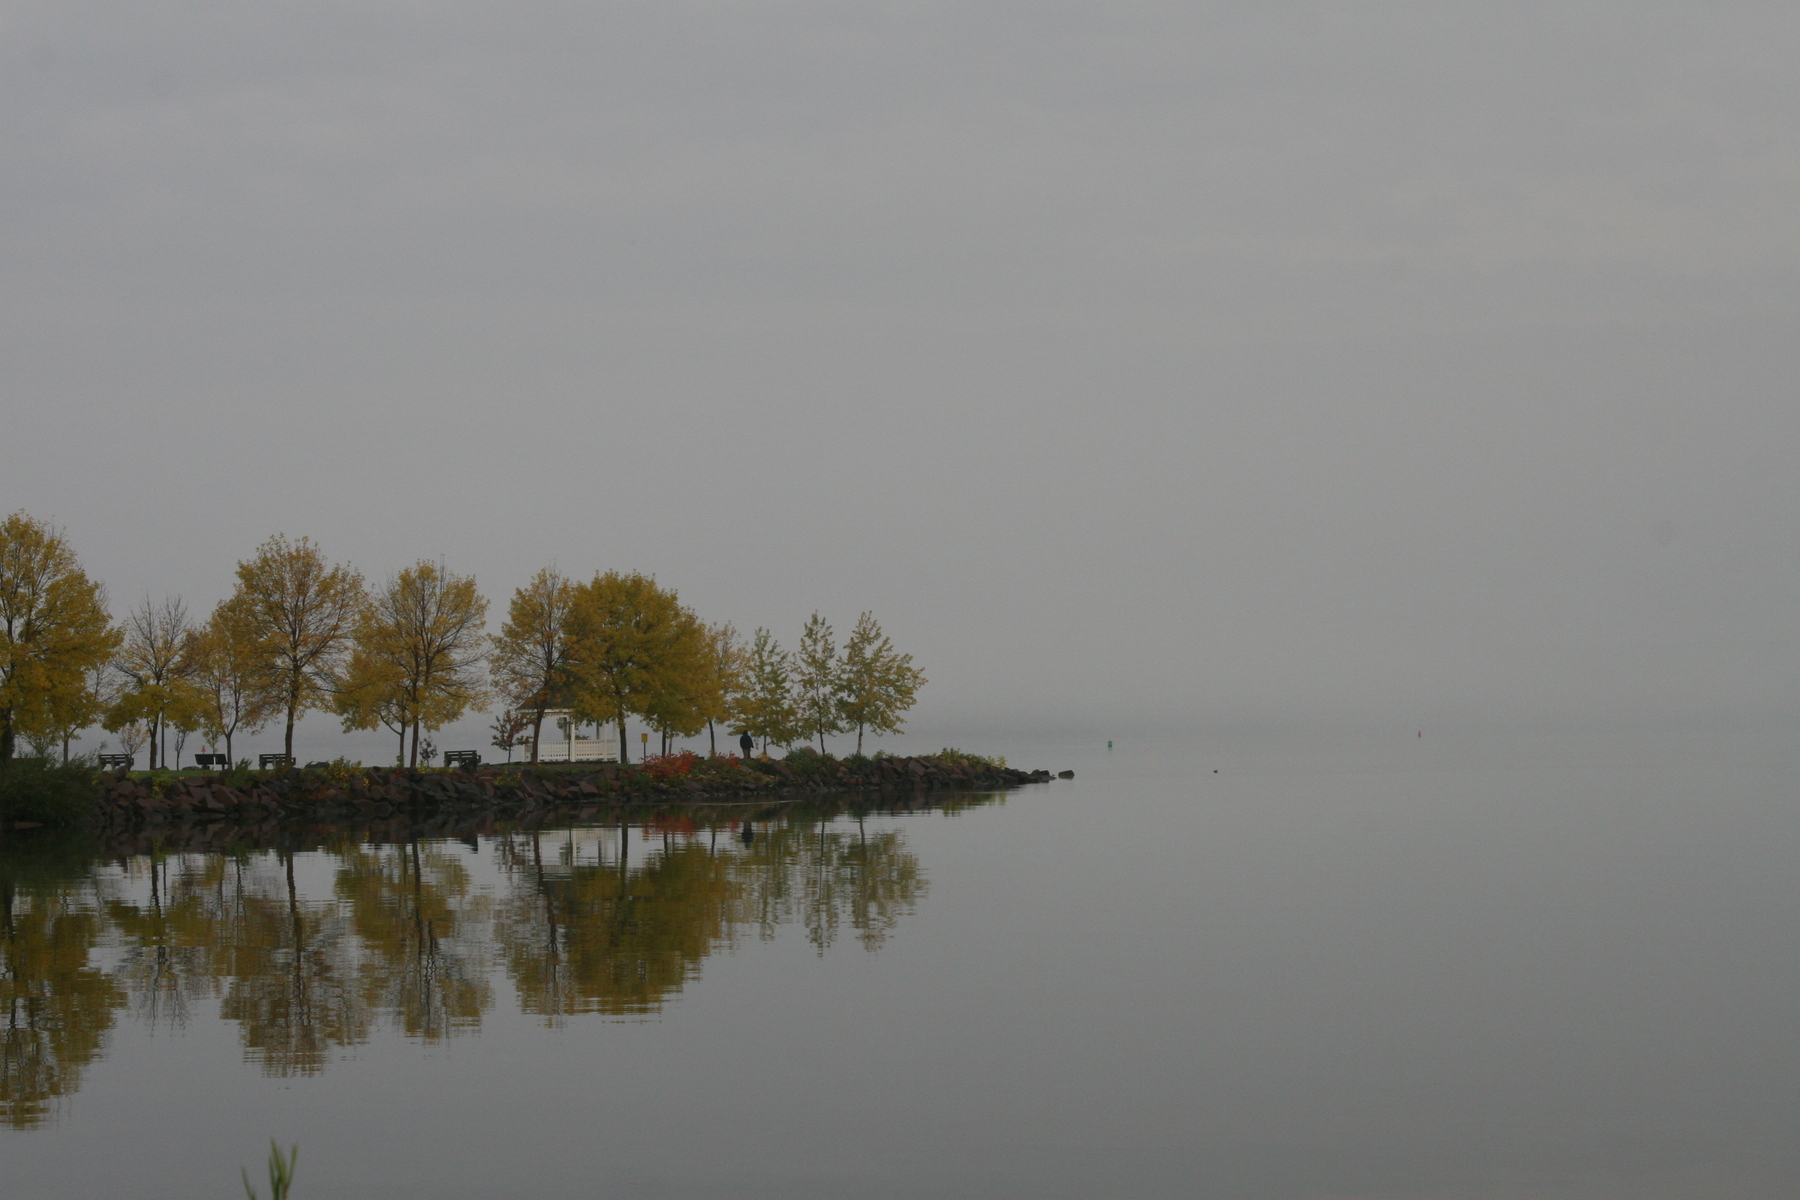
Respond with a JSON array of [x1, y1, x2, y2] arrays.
[[739, 732, 755, 759]]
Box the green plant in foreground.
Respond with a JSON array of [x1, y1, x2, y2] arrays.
[[0, 756, 100, 826], [243, 1140, 298, 1200]]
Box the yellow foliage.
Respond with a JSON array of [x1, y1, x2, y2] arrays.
[[339, 560, 488, 768], [228, 535, 365, 760], [0, 512, 120, 763]]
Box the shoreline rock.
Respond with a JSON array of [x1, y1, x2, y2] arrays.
[[75, 753, 1055, 835]]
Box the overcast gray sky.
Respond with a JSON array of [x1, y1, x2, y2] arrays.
[[4, 3, 1797, 752]]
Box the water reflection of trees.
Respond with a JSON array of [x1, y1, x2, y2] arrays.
[[735, 817, 925, 954], [2, 869, 126, 1129], [335, 842, 490, 1042], [1, 800, 964, 1127], [494, 813, 926, 1019]]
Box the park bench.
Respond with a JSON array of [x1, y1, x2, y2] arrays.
[[442, 750, 481, 770], [259, 753, 294, 771], [98, 753, 134, 771], [193, 753, 230, 770]]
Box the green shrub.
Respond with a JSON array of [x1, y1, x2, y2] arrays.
[[688, 755, 752, 785], [313, 757, 362, 788], [781, 746, 840, 779], [0, 757, 101, 827], [933, 748, 1004, 771]]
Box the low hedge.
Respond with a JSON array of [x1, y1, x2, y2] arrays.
[[0, 758, 101, 827]]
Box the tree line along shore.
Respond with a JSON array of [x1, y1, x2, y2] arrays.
[[0, 512, 931, 777]]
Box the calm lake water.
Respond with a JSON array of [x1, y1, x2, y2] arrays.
[[3, 728, 1796, 1199]]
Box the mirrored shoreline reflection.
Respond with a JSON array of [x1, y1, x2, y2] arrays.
[[2, 794, 1000, 1129]]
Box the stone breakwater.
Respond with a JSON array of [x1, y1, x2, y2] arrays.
[[90, 755, 1057, 835]]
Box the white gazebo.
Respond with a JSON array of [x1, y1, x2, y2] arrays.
[[529, 710, 618, 762]]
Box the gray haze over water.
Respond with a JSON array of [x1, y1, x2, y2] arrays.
[[3, 732, 1796, 1198], [4, 4, 1798, 754]]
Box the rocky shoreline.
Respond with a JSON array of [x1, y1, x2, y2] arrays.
[[80, 753, 1061, 840]]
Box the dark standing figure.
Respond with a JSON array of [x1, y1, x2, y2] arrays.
[[739, 732, 754, 759]]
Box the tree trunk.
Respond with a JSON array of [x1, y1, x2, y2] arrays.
[[529, 705, 546, 764], [0, 710, 12, 763], [285, 850, 302, 965], [708, 720, 716, 756], [284, 702, 298, 762], [410, 719, 420, 768], [617, 716, 629, 764]]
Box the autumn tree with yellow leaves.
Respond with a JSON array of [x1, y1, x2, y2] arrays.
[[638, 614, 719, 758], [16, 667, 108, 766], [565, 572, 705, 764], [0, 513, 120, 764], [835, 611, 926, 755], [0, 519, 927, 765], [793, 612, 844, 754], [104, 596, 200, 770], [228, 536, 365, 762], [487, 567, 575, 764], [335, 643, 411, 765], [337, 561, 488, 768], [696, 622, 744, 755], [729, 627, 802, 754], [183, 599, 276, 766]]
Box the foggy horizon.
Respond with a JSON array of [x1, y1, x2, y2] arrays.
[[6, 4, 1797, 744]]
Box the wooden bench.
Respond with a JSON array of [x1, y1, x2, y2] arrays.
[[259, 753, 294, 771], [98, 753, 134, 771], [193, 753, 230, 770], [442, 750, 482, 770]]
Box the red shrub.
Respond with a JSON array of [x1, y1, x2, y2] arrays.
[[642, 751, 701, 781]]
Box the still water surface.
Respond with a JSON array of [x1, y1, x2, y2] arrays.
[[3, 730, 1796, 1198]]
